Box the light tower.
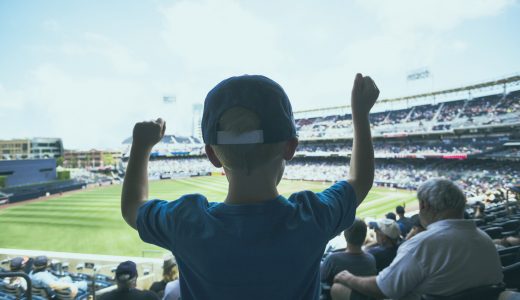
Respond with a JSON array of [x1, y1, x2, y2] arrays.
[[192, 103, 203, 139]]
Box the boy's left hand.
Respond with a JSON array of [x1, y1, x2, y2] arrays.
[[132, 118, 166, 150]]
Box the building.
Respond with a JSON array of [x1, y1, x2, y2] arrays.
[[63, 149, 121, 169], [0, 138, 63, 160], [0, 159, 56, 187]]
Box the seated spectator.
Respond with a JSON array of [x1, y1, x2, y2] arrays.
[[396, 205, 413, 237], [150, 256, 178, 298], [332, 179, 503, 300], [3, 257, 29, 290], [98, 261, 158, 300], [405, 214, 425, 240], [385, 212, 396, 221], [29, 255, 88, 298], [321, 219, 377, 300], [366, 219, 400, 272], [473, 201, 486, 219]]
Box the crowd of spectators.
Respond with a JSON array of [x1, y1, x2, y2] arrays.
[[0, 256, 181, 300], [285, 158, 520, 198], [294, 91, 519, 139]]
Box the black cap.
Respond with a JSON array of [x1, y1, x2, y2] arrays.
[[34, 256, 48, 269], [201, 75, 297, 145], [396, 205, 405, 215], [116, 261, 137, 279], [10, 257, 24, 271]]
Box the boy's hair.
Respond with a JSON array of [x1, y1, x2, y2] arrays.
[[343, 218, 367, 246], [212, 107, 285, 172]]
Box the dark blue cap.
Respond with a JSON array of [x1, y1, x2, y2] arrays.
[[10, 257, 24, 270], [116, 261, 137, 279], [201, 75, 297, 145], [34, 256, 48, 268]]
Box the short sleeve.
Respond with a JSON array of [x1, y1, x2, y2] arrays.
[[314, 181, 357, 239], [320, 255, 335, 285], [376, 244, 425, 299], [136, 194, 207, 252]]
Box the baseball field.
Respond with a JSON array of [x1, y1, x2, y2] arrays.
[[0, 176, 417, 257]]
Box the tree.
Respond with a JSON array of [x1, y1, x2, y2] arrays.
[[102, 153, 114, 166], [56, 156, 65, 167]]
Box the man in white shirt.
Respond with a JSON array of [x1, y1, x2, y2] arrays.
[[332, 178, 503, 300]]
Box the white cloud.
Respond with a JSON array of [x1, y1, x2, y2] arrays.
[[359, 0, 514, 33], [58, 33, 149, 74], [160, 0, 282, 74]]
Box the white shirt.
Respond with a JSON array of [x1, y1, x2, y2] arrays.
[[376, 219, 503, 300]]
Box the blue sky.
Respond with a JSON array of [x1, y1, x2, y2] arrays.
[[1, 0, 519, 149]]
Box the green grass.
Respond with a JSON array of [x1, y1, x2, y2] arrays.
[[0, 176, 416, 257]]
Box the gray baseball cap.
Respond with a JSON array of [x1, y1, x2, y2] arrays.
[[201, 75, 297, 145]]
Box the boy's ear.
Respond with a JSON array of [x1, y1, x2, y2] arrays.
[[283, 138, 298, 161], [205, 145, 223, 168]]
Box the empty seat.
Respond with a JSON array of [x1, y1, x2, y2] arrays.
[[503, 261, 520, 290], [502, 220, 520, 232], [484, 227, 503, 239]]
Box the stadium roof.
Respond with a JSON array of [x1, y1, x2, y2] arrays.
[[294, 74, 520, 116]]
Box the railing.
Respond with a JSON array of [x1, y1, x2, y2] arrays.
[[0, 271, 32, 300]]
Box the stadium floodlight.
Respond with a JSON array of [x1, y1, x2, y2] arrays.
[[407, 68, 431, 81]]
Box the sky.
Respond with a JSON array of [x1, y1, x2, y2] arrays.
[[1, 0, 519, 150]]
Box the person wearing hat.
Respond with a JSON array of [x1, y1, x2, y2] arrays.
[[395, 205, 413, 237], [98, 261, 158, 300], [332, 179, 503, 300], [29, 255, 88, 297], [365, 218, 400, 272], [122, 73, 380, 299], [3, 256, 29, 290], [149, 256, 178, 298]]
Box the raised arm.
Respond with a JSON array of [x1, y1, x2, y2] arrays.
[[348, 73, 379, 205], [121, 118, 166, 229]]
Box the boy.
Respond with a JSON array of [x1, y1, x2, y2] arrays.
[[122, 73, 379, 299]]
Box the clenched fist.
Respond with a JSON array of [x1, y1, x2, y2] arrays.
[[132, 118, 166, 150], [351, 73, 379, 117]]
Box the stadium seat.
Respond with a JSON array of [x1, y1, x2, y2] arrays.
[[503, 261, 520, 290], [502, 220, 520, 236], [486, 215, 497, 223], [55, 287, 88, 300], [500, 253, 520, 268], [484, 227, 504, 239], [421, 283, 505, 300], [0, 283, 23, 299], [32, 283, 54, 299], [474, 219, 486, 227]]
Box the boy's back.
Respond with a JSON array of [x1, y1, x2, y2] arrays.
[[138, 182, 356, 299], [122, 74, 379, 299]]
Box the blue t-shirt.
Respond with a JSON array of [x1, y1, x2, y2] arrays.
[[137, 181, 357, 300]]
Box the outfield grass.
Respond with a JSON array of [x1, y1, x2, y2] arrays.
[[0, 176, 417, 257]]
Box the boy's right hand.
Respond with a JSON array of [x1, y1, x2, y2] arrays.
[[132, 118, 166, 150], [351, 73, 379, 117]]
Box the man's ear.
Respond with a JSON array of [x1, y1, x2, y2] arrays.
[[205, 145, 222, 168], [283, 138, 299, 161], [419, 200, 429, 211]]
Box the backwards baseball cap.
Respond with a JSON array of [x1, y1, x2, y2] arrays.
[[369, 219, 401, 240], [116, 261, 137, 280], [10, 257, 24, 271], [34, 256, 48, 269], [201, 75, 297, 145]]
